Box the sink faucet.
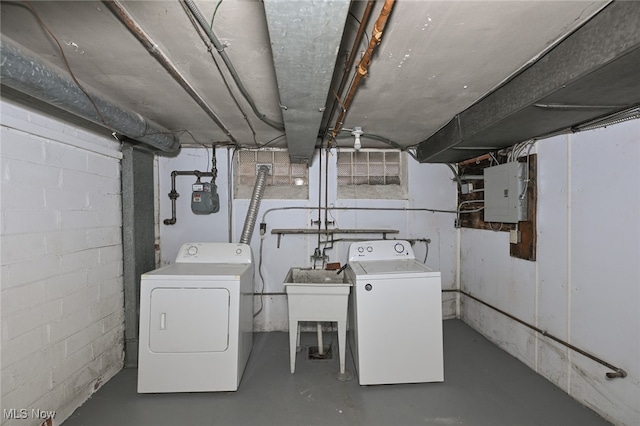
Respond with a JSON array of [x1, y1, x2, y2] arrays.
[[311, 248, 329, 269]]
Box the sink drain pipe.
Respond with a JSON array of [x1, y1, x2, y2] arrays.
[[239, 165, 271, 245]]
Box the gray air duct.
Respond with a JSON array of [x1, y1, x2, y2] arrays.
[[239, 165, 270, 245], [0, 36, 180, 153]]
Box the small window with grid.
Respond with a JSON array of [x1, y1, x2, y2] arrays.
[[235, 149, 308, 199], [337, 149, 407, 199]]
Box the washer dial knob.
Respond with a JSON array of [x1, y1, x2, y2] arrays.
[[187, 246, 198, 256], [394, 243, 405, 253], [358, 247, 364, 253]]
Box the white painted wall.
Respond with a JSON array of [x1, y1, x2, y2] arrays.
[[460, 120, 640, 426], [1, 100, 124, 426], [157, 148, 457, 331]]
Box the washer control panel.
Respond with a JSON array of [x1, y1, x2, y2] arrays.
[[348, 240, 415, 261], [176, 242, 252, 264]]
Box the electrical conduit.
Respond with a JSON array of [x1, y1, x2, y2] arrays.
[[182, 0, 284, 131], [104, 0, 237, 144]]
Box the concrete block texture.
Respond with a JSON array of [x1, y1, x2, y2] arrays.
[[1, 99, 124, 426]]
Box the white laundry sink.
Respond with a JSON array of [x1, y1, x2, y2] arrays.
[[283, 267, 352, 379], [284, 268, 351, 316]]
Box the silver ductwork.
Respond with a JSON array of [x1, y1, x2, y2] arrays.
[[0, 36, 180, 153], [263, 0, 351, 163], [239, 165, 270, 245]]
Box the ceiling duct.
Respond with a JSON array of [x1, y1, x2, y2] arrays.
[[263, 0, 351, 164], [0, 36, 180, 153], [416, 1, 640, 164]]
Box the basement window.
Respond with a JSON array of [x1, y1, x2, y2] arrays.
[[337, 149, 408, 199], [235, 149, 308, 199]]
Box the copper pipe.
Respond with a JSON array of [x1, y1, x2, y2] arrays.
[[458, 154, 492, 166], [323, 1, 375, 144], [330, 0, 395, 141]]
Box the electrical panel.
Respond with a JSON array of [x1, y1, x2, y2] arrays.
[[483, 162, 527, 223]]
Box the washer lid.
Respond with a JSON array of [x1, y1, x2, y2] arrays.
[[352, 259, 435, 276]]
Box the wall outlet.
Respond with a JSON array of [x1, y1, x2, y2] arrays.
[[509, 229, 521, 244]]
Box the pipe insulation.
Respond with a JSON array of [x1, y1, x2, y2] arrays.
[[239, 165, 270, 245], [0, 36, 180, 152]]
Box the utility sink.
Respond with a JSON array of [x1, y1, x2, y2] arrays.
[[285, 267, 350, 285], [283, 267, 352, 380]]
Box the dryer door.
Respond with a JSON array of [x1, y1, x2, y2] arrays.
[[149, 287, 230, 353]]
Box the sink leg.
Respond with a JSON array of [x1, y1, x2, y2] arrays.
[[337, 319, 346, 375], [289, 320, 298, 374], [317, 322, 324, 355]]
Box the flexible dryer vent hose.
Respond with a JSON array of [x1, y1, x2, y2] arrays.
[[239, 166, 270, 245]]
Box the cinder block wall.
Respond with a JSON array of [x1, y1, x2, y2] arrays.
[[1, 100, 124, 426]]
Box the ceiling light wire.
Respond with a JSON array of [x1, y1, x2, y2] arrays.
[[21, 1, 112, 132], [182, 0, 285, 131], [179, 0, 258, 146], [209, 0, 223, 29]]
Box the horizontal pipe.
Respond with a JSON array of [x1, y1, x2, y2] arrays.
[[104, 0, 237, 144], [163, 170, 215, 225], [261, 206, 475, 224], [0, 36, 180, 152], [443, 289, 627, 379]]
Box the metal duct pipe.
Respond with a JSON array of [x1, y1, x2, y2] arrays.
[[0, 36, 180, 152], [182, 0, 284, 131], [103, 0, 237, 144], [239, 165, 270, 245], [330, 0, 395, 141]]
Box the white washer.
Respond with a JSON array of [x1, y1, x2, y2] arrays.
[[346, 240, 443, 385], [137, 242, 254, 393]]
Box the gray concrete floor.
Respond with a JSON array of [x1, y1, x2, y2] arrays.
[[63, 320, 610, 426]]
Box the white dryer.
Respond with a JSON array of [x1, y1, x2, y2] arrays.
[[346, 240, 443, 385], [137, 242, 254, 393]]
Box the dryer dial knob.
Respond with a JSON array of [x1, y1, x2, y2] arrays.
[[365, 284, 372, 291], [394, 243, 405, 253], [187, 246, 198, 256], [236, 248, 242, 255], [358, 247, 364, 253]]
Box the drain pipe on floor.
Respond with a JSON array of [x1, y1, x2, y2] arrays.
[[239, 165, 271, 245]]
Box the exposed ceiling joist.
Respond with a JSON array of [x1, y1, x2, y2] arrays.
[[263, 0, 351, 164], [416, 2, 640, 164]]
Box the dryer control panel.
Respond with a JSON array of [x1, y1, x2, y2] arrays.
[[176, 242, 252, 264], [348, 240, 415, 262]]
